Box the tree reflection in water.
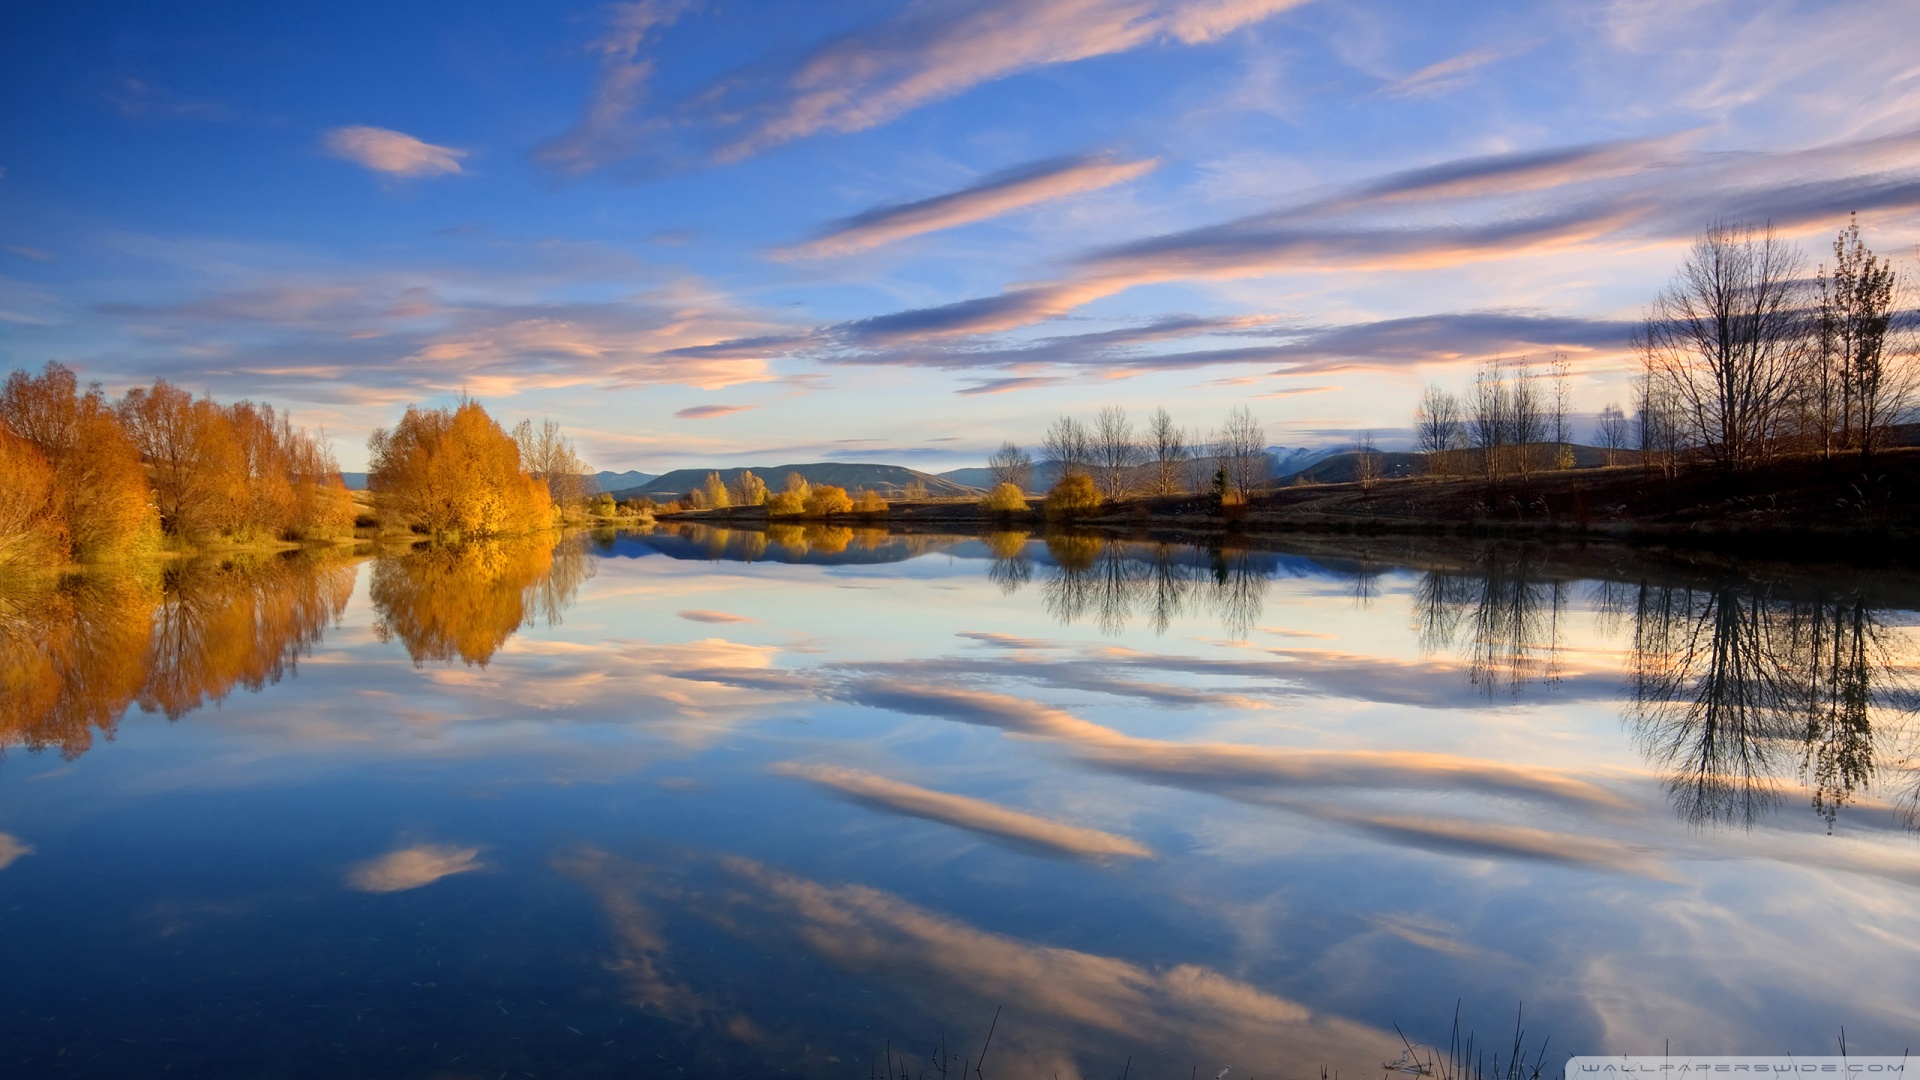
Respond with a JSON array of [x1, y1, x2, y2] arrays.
[[994, 533, 1269, 637], [1, 551, 356, 758], [1622, 581, 1919, 830], [1412, 550, 1569, 693], [370, 533, 593, 666]]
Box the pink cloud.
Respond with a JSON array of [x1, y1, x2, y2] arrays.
[[676, 404, 755, 419]]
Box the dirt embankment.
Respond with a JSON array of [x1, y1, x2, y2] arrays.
[[663, 449, 1920, 560]]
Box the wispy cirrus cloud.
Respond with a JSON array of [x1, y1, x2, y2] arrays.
[[324, 126, 467, 177], [776, 154, 1158, 259], [1377, 43, 1529, 99], [536, 0, 690, 173], [546, 0, 1309, 170]]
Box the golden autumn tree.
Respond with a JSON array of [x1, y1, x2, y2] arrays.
[[367, 399, 552, 537], [804, 485, 852, 516], [1, 362, 157, 559], [0, 431, 67, 571], [117, 379, 249, 539]]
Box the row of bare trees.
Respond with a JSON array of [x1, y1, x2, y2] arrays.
[[990, 405, 1269, 503], [1413, 217, 1916, 480], [1413, 356, 1574, 481]]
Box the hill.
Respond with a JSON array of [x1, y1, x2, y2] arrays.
[[613, 463, 979, 500], [338, 468, 656, 493]]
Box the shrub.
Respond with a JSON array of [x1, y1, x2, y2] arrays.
[[766, 490, 806, 516], [981, 482, 1028, 513], [1044, 472, 1101, 519], [852, 488, 888, 514], [804, 485, 853, 516]]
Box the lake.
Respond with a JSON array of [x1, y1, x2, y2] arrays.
[[3, 526, 1917, 1078]]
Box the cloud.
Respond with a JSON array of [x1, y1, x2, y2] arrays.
[[955, 375, 1067, 395], [106, 77, 233, 121], [774, 762, 1152, 860], [346, 843, 483, 892], [0, 833, 33, 870], [1378, 44, 1527, 99], [324, 126, 467, 178], [777, 155, 1158, 259], [819, 128, 1920, 349], [560, 847, 1399, 1077], [536, 0, 691, 173], [5, 245, 53, 262], [841, 679, 1626, 811], [675, 404, 755, 420], [678, 609, 753, 624]]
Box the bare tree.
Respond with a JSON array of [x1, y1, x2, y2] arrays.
[[1091, 405, 1143, 500], [987, 442, 1034, 491], [1355, 430, 1382, 491], [1212, 405, 1267, 501], [1547, 354, 1574, 469], [1595, 402, 1630, 466], [1471, 358, 1509, 481], [1508, 358, 1547, 481], [513, 418, 592, 513], [1146, 407, 1189, 495], [1041, 415, 1091, 479], [1635, 373, 1685, 477], [1812, 214, 1915, 459], [1413, 384, 1463, 476], [1640, 221, 1808, 471]]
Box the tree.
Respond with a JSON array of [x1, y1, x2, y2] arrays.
[[117, 380, 247, 538], [1146, 407, 1188, 495], [1212, 405, 1267, 501], [0, 430, 66, 571], [1413, 384, 1463, 475], [1547, 354, 1574, 469], [767, 472, 810, 515], [1811, 215, 1914, 459], [852, 488, 888, 514], [804, 485, 852, 516], [1595, 403, 1630, 466], [1041, 415, 1091, 478], [1470, 358, 1509, 481], [981, 482, 1028, 513], [513, 419, 591, 515], [729, 470, 767, 506], [1090, 405, 1142, 500], [1635, 373, 1685, 478], [700, 472, 732, 510], [1044, 472, 1101, 519], [1639, 221, 1808, 471], [987, 442, 1033, 492], [1507, 358, 1547, 481], [367, 399, 552, 537], [1, 362, 156, 558], [1355, 430, 1381, 491]]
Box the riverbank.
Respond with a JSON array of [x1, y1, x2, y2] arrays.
[[664, 448, 1920, 561]]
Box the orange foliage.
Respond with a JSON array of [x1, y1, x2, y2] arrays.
[[370, 534, 591, 666], [367, 399, 552, 537], [1, 362, 157, 560], [1, 552, 359, 758], [851, 488, 888, 514], [0, 431, 67, 571]]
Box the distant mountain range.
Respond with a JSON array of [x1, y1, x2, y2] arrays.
[[610, 463, 977, 500]]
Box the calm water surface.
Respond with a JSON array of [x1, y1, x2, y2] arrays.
[[3, 526, 1917, 1078]]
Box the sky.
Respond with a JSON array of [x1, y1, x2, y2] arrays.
[[3, 0, 1919, 473]]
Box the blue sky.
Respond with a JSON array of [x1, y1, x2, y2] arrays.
[[3, 0, 1918, 471]]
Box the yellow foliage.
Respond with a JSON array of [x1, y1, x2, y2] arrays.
[[852, 488, 888, 514], [732, 470, 768, 506], [0, 570, 157, 757], [702, 471, 732, 509], [983, 530, 1030, 560], [370, 534, 589, 667], [1044, 472, 1102, 519], [981, 482, 1028, 513], [766, 490, 805, 515], [804, 485, 853, 516], [367, 399, 552, 537]]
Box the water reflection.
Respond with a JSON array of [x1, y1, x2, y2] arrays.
[[370, 535, 593, 666], [1412, 549, 1570, 692], [1, 552, 354, 757], [1622, 581, 1919, 829], [1002, 535, 1269, 637]]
